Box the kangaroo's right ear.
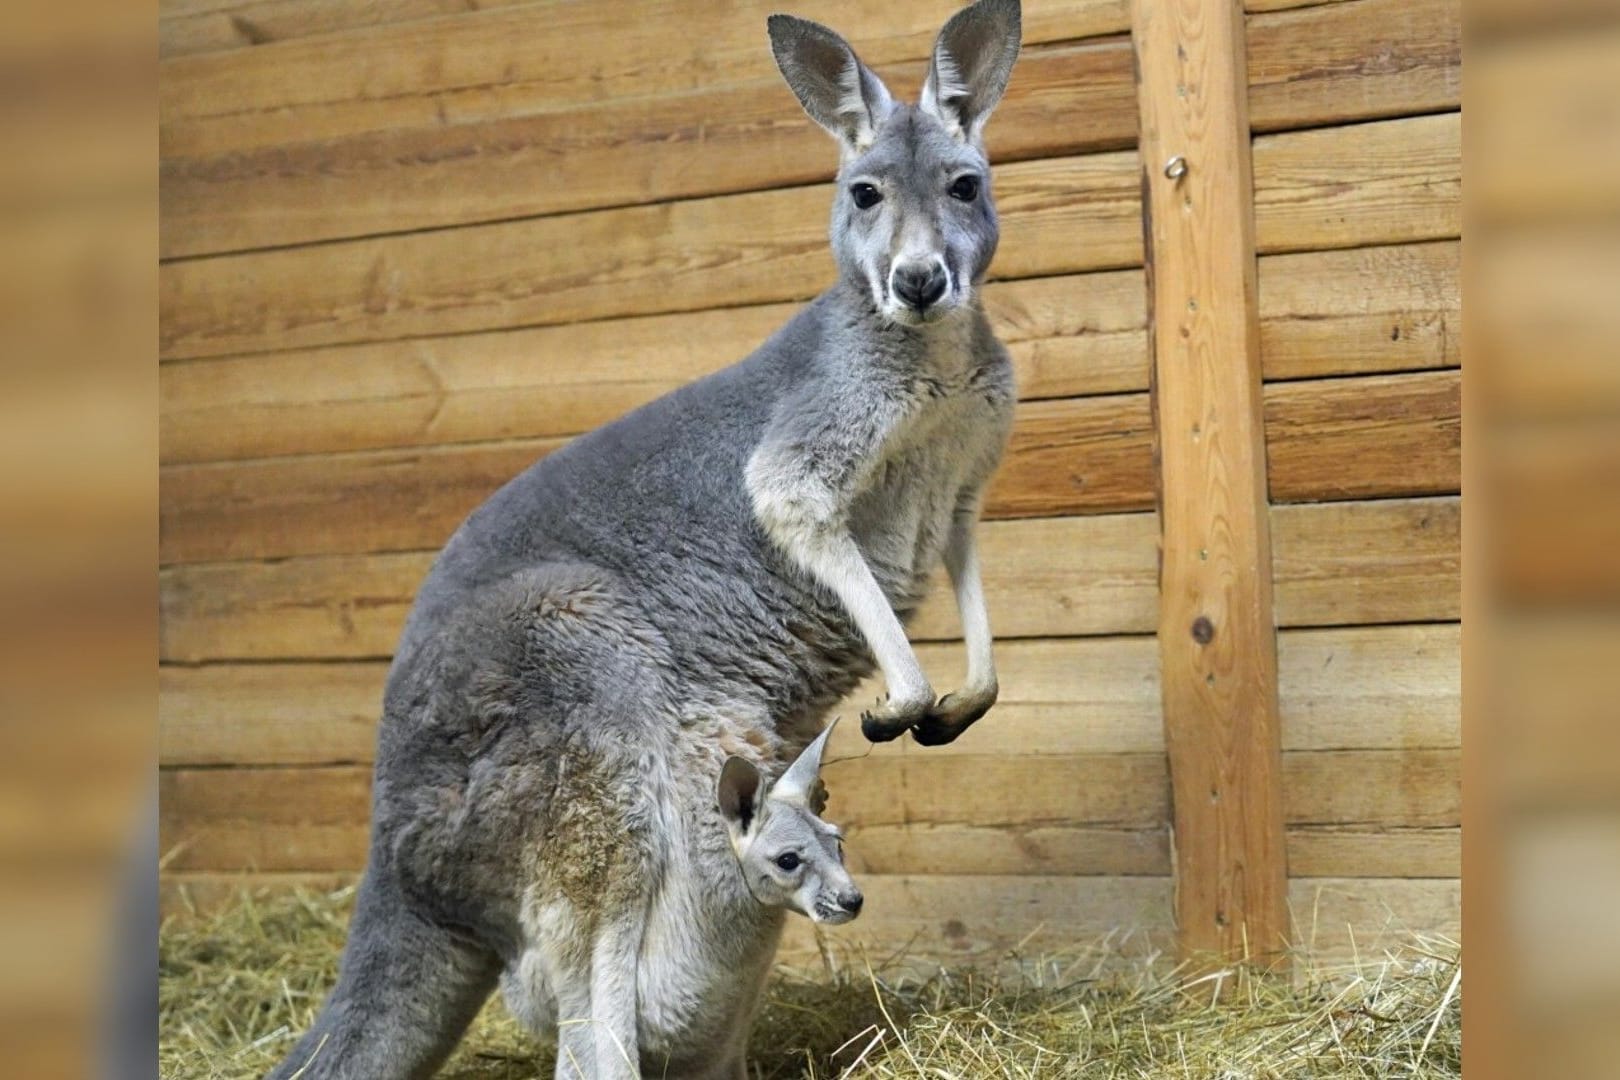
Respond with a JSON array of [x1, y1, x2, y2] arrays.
[[768, 13, 894, 156], [717, 756, 766, 844]]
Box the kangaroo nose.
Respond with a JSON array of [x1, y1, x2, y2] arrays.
[[839, 889, 864, 915], [892, 263, 948, 311]]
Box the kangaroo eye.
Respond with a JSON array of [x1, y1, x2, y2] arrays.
[[850, 183, 882, 210], [949, 175, 980, 202], [775, 852, 802, 872]]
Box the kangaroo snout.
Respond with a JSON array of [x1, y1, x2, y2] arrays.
[[838, 888, 864, 916], [891, 261, 949, 312]]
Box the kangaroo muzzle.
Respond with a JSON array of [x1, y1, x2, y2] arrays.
[[890, 259, 950, 313]]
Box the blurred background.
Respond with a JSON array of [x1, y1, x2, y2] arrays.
[[0, 0, 153, 1074], [1469, 0, 1620, 1077]]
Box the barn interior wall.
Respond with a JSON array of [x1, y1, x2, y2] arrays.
[[157, 0, 1461, 966]]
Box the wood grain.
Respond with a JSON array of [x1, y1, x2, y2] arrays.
[[157, 273, 1148, 464], [1272, 496, 1459, 626], [160, 41, 1138, 257], [161, 0, 522, 59], [1246, 0, 1459, 133], [1253, 111, 1460, 254], [158, 623, 1459, 767], [156, 749, 1458, 874], [159, 371, 1459, 564], [1286, 828, 1459, 878], [156, 497, 1460, 661], [157, 392, 1152, 564], [1265, 370, 1460, 503], [1134, 0, 1287, 965], [158, 152, 1144, 361], [843, 823, 1459, 878], [161, 0, 1458, 257], [1258, 240, 1459, 382], [160, 240, 1456, 467], [160, 114, 1457, 362], [159, 0, 1133, 156]]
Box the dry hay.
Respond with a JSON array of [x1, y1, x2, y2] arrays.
[[160, 885, 1459, 1078]]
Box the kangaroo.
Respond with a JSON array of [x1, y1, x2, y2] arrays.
[[497, 722, 860, 1078], [268, 1, 1021, 1077]]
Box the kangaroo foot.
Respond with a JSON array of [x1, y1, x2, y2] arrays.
[[910, 685, 997, 746]]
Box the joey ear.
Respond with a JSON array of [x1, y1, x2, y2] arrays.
[[919, 0, 1022, 144], [768, 14, 894, 155], [771, 718, 837, 807], [717, 756, 765, 841]]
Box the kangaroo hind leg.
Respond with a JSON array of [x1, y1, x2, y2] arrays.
[[265, 874, 499, 1080]]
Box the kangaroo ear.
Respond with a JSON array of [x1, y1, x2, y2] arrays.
[[768, 14, 894, 155], [717, 756, 765, 841], [771, 718, 837, 807], [919, 0, 1022, 144]]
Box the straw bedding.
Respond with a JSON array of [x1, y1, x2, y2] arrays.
[[160, 885, 1460, 1078]]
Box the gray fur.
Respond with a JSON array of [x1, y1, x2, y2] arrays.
[[267, 2, 1020, 1077]]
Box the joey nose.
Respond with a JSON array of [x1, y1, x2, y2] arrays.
[[892, 263, 948, 311], [839, 889, 864, 915]]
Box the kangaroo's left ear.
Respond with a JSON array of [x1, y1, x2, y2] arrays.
[[771, 718, 837, 807], [717, 756, 766, 845], [919, 0, 1022, 144]]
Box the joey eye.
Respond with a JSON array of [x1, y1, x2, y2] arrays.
[[775, 852, 802, 872], [850, 183, 882, 210], [949, 175, 980, 202]]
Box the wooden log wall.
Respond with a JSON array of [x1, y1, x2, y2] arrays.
[[158, 0, 1461, 968]]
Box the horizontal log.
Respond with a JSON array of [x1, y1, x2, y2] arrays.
[[159, 0, 1132, 156], [1246, 0, 1459, 133], [1258, 240, 1459, 382], [158, 623, 1459, 767], [1286, 827, 1459, 878], [160, 41, 1137, 257], [160, 239, 1457, 468], [158, 151, 1143, 362], [162, 0, 1458, 256], [841, 823, 1458, 878], [160, 115, 1458, 362], [1252, 111, 1460, 255], [160, 366, 1457, 564], [160, 0, 520, 59], [1271, 496, 1459, 626], [1266, 370, 1460, 503], [158, 272, 1146, 464], [156, 497, 1459, 661], [1245, 0, 1353, 12], [156, 749, 1458, 873], [157, 392, 1154, 564]]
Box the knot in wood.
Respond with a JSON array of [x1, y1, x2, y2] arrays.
[[1190, 615, 1215, 644]]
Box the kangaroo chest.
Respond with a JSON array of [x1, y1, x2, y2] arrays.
[[849, 374, 1011, 603]]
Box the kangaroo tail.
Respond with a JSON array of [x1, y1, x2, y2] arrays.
[[265, 871, 498, 1080]]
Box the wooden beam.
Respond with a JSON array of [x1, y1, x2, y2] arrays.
[[157, 115, 1459, 362], [159, 0, 1460, 258], [158, 375, 1460, 565], [1133, 0, 1290, 965], [156, 497, 1461, 662]]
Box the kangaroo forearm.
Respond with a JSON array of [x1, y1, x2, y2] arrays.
[[943, 515, 997, 694]]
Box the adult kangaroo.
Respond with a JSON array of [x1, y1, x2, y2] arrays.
[[267, 0, 1022, 1076]]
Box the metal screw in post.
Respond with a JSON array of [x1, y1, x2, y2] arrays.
[[1164, 155, 1188, 181]]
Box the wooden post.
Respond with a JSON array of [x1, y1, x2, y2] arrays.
[[1131, 0, 1290, 967]]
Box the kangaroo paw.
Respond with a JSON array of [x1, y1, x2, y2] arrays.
[[860, 694, 931, 742]]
